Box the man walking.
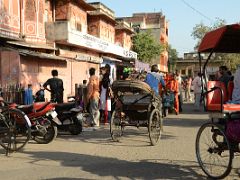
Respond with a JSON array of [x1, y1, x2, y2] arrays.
[[43, 69, 64, 103], [192, 72, 202, 111], [175, 70, 183, 112], [87, 67, 100, 127]]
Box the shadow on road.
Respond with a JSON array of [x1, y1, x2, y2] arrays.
[[163, 102, 208, 128], [24, 151, 204, 180], [46, 178, 91, 180], [164, 118, 205, 128], [55, 102, 207, 145], [56, 125, 177, 147]]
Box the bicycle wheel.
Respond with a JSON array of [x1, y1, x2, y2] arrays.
[[0, 109, 31, 152], [110, 110, 123, 142], [195, 122, 233, 179], [148, 109, 162, 146]]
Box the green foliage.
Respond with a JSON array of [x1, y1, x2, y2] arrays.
[[132, 30, 164, 63], [191, 19, 240, 71], [223, 54, 240, 71], [191, 19, 226, 50], [167, 45, 178, 72]]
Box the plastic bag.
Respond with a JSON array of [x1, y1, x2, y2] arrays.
[[108, 87, 114, 98], [226, 120, 240, 142]]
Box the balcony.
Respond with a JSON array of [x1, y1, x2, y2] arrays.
[[45, 21, 137, 60]]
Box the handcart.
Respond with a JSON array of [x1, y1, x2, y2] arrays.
[[110, 80, 163, 146]]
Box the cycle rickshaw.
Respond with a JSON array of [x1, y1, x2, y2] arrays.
[[0, 102, 31, 155], [110, 80, 163, 146], [195, 24, 240, 179]]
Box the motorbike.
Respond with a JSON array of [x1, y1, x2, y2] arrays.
[[9, 102, 59, 144], [54, 101, 83, 135], [35, 91, 83, 135]]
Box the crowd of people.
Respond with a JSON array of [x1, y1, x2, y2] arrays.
[[40, 64, 238, 129]]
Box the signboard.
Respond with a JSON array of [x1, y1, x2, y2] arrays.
[[46, 21, 138, 60], [68, 28, 137, 59]]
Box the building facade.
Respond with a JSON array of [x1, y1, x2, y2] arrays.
[[123, 12, 169, 72], [0, 0, 137, 102], [176, 52, 225, 79]]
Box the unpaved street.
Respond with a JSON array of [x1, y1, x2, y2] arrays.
[[0, 103, 239, 180]]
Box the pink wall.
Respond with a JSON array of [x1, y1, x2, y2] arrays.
[[55, 0, 88, 33], [115, 30, 124, 46], [99, 19, 115, 43], [0, 0, 20, 38], [88, 17, 100, 37], [0, 51, 20, 86], [0, 49, 100, 102], [18, 55, 99, 102], [23, 0, 46, 43], [115, 29, 132, 50], [20, 56, 68, 101], [88, 16, 115, 43], [0, 0, 46, 42]]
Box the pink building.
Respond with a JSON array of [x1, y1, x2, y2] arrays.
[[0, 0, 137, 103], [87, 2, 136, 80]]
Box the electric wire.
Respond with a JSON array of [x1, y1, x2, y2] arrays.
[[181, 0, 214, 22]]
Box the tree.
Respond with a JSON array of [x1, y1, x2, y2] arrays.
[[167, 45, 178, 72], [191, 18, 226, 50], [224, 54, 240, 71], [191, 22, 211, 50], [132, 30, 165, 63], [191, 19, 240, 71]]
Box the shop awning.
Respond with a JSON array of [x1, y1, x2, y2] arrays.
[[198, 24, 240, 53], [19, 49, 66, 61], [7, 41, 56, 50], [102, 56, 122, 62]]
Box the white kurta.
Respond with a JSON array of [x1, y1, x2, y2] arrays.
[[99, 86, 111, 111]]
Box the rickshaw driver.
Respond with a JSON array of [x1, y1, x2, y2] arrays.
[[145, 64, 165, 96]]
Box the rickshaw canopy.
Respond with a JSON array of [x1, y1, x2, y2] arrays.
[[112, 80, 152, 94], [198, 24, 240, 53]]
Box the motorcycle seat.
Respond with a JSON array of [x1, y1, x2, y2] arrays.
[[55, 102, 76, 111], [17, 104, 34, 114], [70, 107, 83, 112]]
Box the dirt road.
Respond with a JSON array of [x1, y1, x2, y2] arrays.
[[0, 103, 239, 179]]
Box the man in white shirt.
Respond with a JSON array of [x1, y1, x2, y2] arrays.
[[192, 72, 202, 110], [175, 70, 183, 112]]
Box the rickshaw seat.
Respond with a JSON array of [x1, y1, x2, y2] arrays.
[[206, 81, 240, 112], [227, 81, 234, 101]]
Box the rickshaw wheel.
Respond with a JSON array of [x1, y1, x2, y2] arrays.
[[0, 109, 31, 152], [110, 110, 123, 142], [196, 122, 233, 179], [148, 109, 162, 146]]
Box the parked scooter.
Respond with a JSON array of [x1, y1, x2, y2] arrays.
[[35, 91, 83, 135], [9, 102, 59, 144], [54, 100, 83, 135]]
